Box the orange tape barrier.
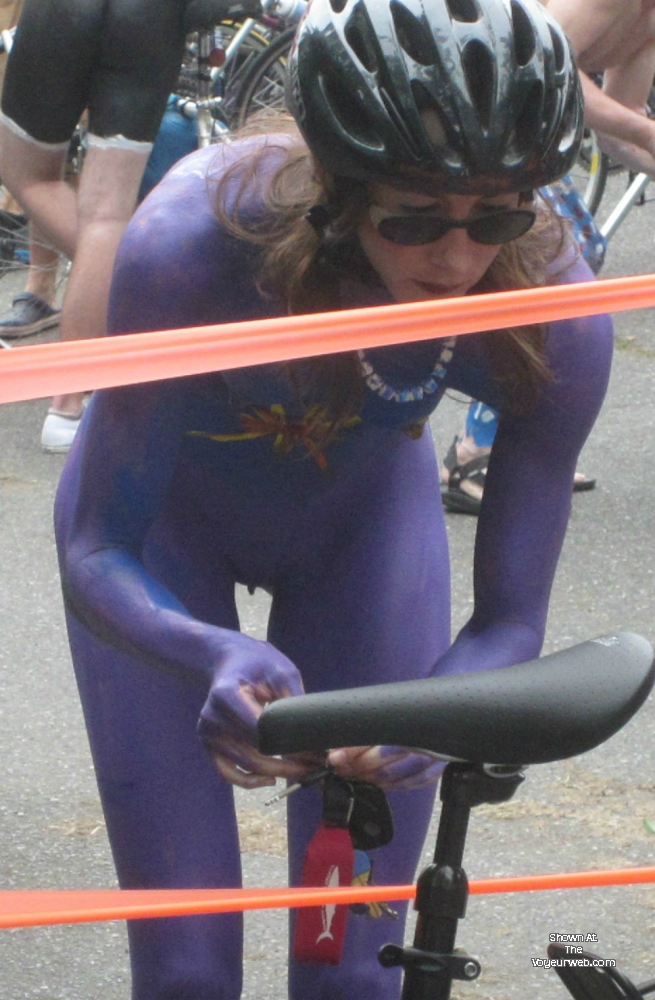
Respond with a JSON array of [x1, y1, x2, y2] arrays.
[[2, 867, 655, 930], [0, 271, 654, 405]]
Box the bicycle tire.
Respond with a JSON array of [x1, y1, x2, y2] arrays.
[[0, 202, 29, 275], [233, 27, 295, 125], [0, 196, 67, 299], [569, 127, 609, 215]]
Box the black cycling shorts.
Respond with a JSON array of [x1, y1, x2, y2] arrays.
[[1, 0, 195, 145]]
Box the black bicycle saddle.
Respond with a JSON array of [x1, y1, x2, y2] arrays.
[[258, 633, 654, 766]]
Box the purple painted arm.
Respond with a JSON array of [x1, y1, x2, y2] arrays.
[[438, 265, 614, 676], [55, 380, 306, 788]]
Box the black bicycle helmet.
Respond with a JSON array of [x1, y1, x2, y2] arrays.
[[287, 0, 583, 193]]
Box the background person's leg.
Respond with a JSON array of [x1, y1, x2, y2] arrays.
[[0, 0, 103, 253], [0, 120, 82, 437], [41, 139, 152, 450], [0, 123, 77, 257], [440, 401, 497, 515], [1, 0, 189, 449], [441, 399, 595, 516], [23, 228, 60, 304], [138, 97, 198, 202], [41, 0, 190, 447], [0, 223, 61, 338]]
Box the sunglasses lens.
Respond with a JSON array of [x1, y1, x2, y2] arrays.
[[373, 209, 536, 245], [468, 210, 536, 244], [376, 216, 450, 245]]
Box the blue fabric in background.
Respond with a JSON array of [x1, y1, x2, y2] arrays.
[[138, 96, 198, 202], [541, 173, 607, 275]]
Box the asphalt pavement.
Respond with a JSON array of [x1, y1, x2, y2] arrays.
[[0, 173, 654, 1000]]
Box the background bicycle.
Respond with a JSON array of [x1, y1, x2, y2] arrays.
[[176, 0, 301, 143], [569, 82, 655, 240], [0, 0, 300, 315]]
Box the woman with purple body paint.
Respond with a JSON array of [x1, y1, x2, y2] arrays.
[[54, 0, 612, 996]]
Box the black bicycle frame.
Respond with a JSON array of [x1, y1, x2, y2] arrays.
[[379, 762, 525, 1000]]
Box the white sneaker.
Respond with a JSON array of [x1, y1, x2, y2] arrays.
[[41, 409, 82, 453]]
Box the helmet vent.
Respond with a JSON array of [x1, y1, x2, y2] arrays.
[[390, 1, 436, 66], [379, 86, 423, 156], [549, 25, 565, 71], [345, 15, 378, 73], [512, 80, 543, 156], [319, 71, 384, 150], [445, 0, 480, 24], [462, 41, 494, 130], [510, 1, 536, 66], [411, 81, 460, 157], [558, 109, 579, 153]]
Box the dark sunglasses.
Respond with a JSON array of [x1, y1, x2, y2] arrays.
[[368, 205, 537, 246]]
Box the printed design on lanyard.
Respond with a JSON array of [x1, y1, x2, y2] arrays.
[[318, 864, 341, 943], [294, 825, 354, 964], [294, 774, 397, 964]]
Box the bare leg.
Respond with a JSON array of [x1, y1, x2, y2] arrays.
[[0, 224, 61, 341], [0, 122, 73, 346], [441, 401, 595, 517], [25, 226, 60, 303], [0, 123, 151, 441], [0, 119, 77, 257], [0, 188, 22, 214], [48, 141, 151, 417]]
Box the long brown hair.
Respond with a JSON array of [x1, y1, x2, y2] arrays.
[[214, 114, 573, 426]]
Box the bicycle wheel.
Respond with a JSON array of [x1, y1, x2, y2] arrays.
[[0, 189, 68, 293], [233, 27, 295, 125], [0, 204, 29, 274], [569, 128, 609, 215], [0, 121, 79, 295]]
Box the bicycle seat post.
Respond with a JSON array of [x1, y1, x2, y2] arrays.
[[381, 761, 525, 1000]]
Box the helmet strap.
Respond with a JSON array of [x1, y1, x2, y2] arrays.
[[306, 204, 338, 237]]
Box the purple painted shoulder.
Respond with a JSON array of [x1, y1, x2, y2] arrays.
[[110, 134, 298, 333], [125, 130, 301, 239], [139, 131, 301, 215]]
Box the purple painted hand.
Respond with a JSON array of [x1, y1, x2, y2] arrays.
[[197, 636, 309, 789], [327, 744, 446, 791]]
